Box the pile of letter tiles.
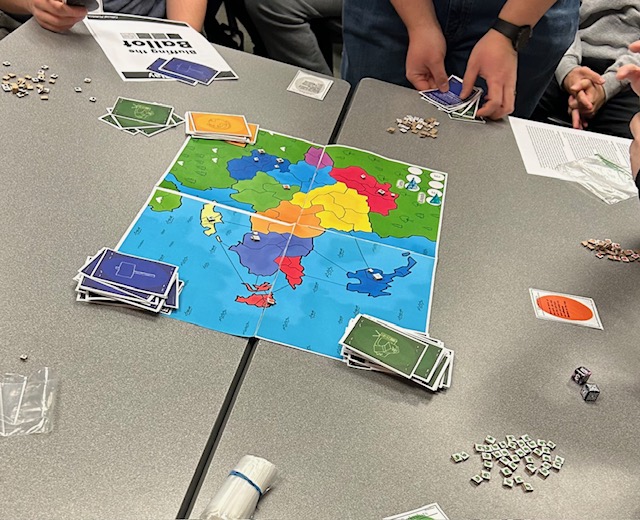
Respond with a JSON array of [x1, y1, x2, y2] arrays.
[[387, 115, 440, 139], [451, 434, 565, 493], [581, 238, 640, 263]]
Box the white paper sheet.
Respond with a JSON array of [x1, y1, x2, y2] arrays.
[[85, 14, 237, 82], [509, 117, 632, 181]]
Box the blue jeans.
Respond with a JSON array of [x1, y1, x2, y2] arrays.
[[342, 0, 580, 117]]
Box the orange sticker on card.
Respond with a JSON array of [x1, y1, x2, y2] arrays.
[[529, 288, 603, 329], [189, 112, 251, 137]]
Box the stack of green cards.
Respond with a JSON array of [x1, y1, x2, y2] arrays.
[[339, 314, 453, 392], [383, 502, 450, 520], [99, 96, 184, 137]]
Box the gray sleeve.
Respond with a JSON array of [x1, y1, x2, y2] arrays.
[[554, 31, 582, 88], [602, 50, 640, 100]]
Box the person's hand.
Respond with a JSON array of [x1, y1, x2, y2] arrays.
[[617, 41, 640, 97], [562, 67, 606, 128], [27, 0, 87, 32], [460, 29, 517, 120], [405, 25, 449, 92], [630, 112, 640, 179]]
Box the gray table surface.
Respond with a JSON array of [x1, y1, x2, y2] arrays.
[[191, 79, 640, 519], [0, 20, 349, 520]]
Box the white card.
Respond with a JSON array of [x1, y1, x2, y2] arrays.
[[384, 502, 449, 520], [286, 70, 333, 101], [529, 288, 603, 330]]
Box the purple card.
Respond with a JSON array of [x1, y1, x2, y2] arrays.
[[78, 275, 157, 303], [159, 58, 218, 85], [147, 58, 198, 86], [90, 249, 178, 298], [164, 279, 184, 310]]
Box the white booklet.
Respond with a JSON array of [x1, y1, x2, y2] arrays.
[[84, 14, 237, 82]]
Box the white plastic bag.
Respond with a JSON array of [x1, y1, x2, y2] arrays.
[[0, 367, 57, 437], [557, 154, 638, 204]]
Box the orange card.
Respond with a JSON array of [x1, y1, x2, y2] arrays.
[[189, 112, 251, 137]]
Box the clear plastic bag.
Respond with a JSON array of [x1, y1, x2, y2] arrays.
[[0, 367, 58, 437], [200, 455, 278, 520], [557, 154, 639, 204]]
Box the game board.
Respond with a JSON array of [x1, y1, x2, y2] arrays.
[[117, 130, 447, 359]]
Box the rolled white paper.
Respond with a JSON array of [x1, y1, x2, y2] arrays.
[[200, 455, 278, 520]]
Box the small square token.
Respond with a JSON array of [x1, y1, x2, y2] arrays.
[[536, 439, 546, 447], [506, 435, 516, 443], [500, 467, 513, 477], [500, 449, 510, 457], [483, 461, 493, 470], [525, 464, 537, 475], [515, 449, 526, 457], [471, 475, 483, 485], [533, 448, 543, 457], [523, 483, 534, 492], [503, 477, 515, 488], [541, 462, 552, 470], [554, 456, 565, 466], [521, 434, 532, 441], [510, 454, 520, 463], [499, 457, 510, 466], [524, 456, 534, 465], [451, 453, 463, 463], [460, 451, 470, 461], [514, 475, 524, 485], [84, 77, 91, 83], [481, 471, 491, 481], [508, 462, 518, 472], [538, 468, 550, 479], [485, 435, 496, 444], [474, 444, 484, 452], [482, 453, 491, 461], [74, 87, 82, 93], [499, 441, 507, 449], [542, 454, 552, 462], [552, 461, 562, 471], [527, 440, 537, 449]]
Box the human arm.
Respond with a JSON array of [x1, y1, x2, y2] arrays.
[[460, 0, 559, 120], [166, 0, 206, 32], [0, 0, 85, 31], [616, 41, 640, 97], [389, 0, 449, 91]]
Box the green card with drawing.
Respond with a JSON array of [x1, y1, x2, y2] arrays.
[[112, 97, 174, 126], [341, 315, 427, 378]]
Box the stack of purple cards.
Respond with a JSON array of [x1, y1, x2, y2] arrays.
[[420, 75, 485, 123], [147, 57, 232, 86], [74, 248, 183, 315]]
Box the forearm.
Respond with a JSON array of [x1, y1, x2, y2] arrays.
[[389, 0, 440, 34], [0, 0, 32, 16], [499, 0, 558, 26], [166, 0, 206, 31]]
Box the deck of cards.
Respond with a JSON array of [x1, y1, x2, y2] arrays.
[[384, 502, 450, 520], [74, 248, 182, 315], [99, 97, 184, 137], [340, 315, 453, 392], [185, 111, 259, 145], [420, 75, 485, 123], [147, 57, 233, 86]]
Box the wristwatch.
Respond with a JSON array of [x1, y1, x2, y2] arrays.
[[491, 18, 533, 52]]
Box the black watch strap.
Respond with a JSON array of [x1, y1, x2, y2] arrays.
[[492, 18, 532, 52]]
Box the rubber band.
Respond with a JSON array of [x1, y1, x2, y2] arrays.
[[229, 470, 263, 498]]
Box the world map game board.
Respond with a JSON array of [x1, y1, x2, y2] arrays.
[[117, 129, 447, 358]]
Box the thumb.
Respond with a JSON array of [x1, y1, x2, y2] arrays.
[[429, 60, 449, 92], [460, 64, 479, 99], [629, 40, 640, 53], [581, 67, 605, 85]]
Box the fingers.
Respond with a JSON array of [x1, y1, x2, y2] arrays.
[[460, 63, 479, 99], [577, 67, 604, 85], [32, 0, 86, 32], [570, 108, 583, 130], [407, 71, 437, 92], [576, 89, 593, 111], [616, 63, 640, 80], [629, 40, 640, 53]]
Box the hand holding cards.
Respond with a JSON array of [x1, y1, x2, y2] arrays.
[[421, 75, 485, 123], [340, 315, 453, 392], [74, 248, 183, 314]]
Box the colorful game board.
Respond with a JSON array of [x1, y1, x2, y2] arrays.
[[117, 130, 447, 359]]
